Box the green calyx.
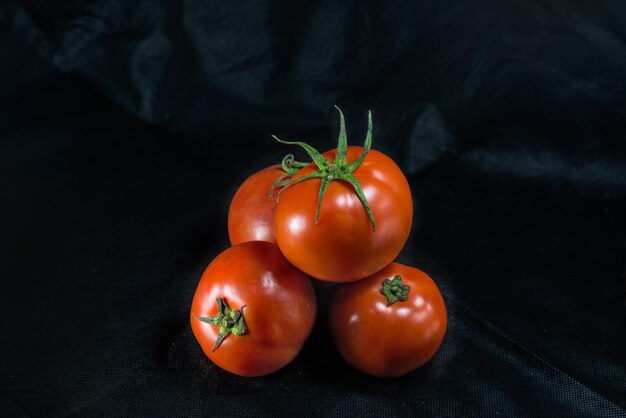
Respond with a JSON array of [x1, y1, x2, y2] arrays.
[[193, 298, 247, 352], [272, 106, 376, 230], [268, 153, 309, 196], [381, 275, 410, 305]]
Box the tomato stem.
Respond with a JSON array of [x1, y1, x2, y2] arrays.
[[281, 153, 309, 175], [268, 154, 310, 196], [193, 298, 247, 352], [381, 275, 410, 305], [272, 107, 376, 230]]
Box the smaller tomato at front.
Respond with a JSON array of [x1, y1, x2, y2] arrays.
[[329, 263, 447, 378], [190, 241, 317, 377]]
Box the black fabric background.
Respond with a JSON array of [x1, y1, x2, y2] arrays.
[[1, 1, 626, 417]]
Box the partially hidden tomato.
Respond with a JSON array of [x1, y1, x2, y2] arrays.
[[273, 109, 413, 282], [228, 156, 307, 245], [228, 165, 283, 245], [190, 241, 317, 377], [329, 262, 447, 378]]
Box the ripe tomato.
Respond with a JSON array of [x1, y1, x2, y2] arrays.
[[228, 165, 283, 245], [190, 241, 317, 377], [329, 263, 447, 378], [228, 156, 307, 245], [273, 110, 412, 282]]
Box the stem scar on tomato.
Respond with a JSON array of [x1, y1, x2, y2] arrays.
[[272, 106, 376, 231], [381, 275, 411, 305], [193, 298, 247, 352]]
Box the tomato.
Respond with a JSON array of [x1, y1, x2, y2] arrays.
[[228, 165, 283, 245], [190, 241, 317, 377], [273, 110, 412, 282], [329, 263, 447, 378], [228, 155, 307, 245]]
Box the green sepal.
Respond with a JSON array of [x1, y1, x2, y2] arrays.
[[272, 135, 329, 170], [342, 173, 376, 230], [193, 298, 247, 352], [281, 153, 309, 176], [276, 170, 325, 203], [346, 110, 372, 172], [266, 154, 310, 196], [268, 174, 291, 196], [381, 275, 410, 305], [333, 105, 348, 167]]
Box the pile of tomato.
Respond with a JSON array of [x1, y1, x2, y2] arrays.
[[190, 108, 447, 378]]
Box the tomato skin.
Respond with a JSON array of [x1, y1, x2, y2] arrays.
[[274, 146, 413, 282], [190, 241, 317, 377], [329, 263, 447, 378], [228, 165, 284, 245]]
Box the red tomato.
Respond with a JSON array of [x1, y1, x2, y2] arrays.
[[274, 146, 412, 282], [190, 241, 317, 377], [329, 263, 447, 378], [228, 165, 283, 245]]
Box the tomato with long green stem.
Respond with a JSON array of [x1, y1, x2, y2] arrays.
[[329, 262, 447, 378], [273, 107, 413, 282], [190, 241, 317, 377]]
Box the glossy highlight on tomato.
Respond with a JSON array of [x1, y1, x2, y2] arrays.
[[190, 241, 317, 377], [329, 263, 447, 378]]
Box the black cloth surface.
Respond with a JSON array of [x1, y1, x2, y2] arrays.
[[1, 1, 626, 417]]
